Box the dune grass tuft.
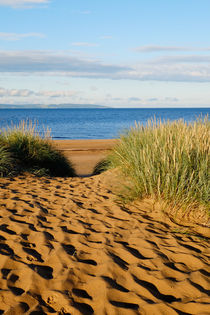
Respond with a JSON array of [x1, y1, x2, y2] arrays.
[[106, 116, 210, 217], [92, 158, 111, 175], [0, 146, 14, 177], [0, 120, 76, 177]]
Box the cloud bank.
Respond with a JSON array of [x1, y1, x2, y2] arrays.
[[0, 87, 33, 97], [0, 32, 45, 41], [71, 42, 99, 47], [0, 0, 49, 8], [0, 50, 210, 82], [0, 50, 130, 75], [134, 45, 210, 52], [0, 87, 77, 98], [0, 86, 181, 107]]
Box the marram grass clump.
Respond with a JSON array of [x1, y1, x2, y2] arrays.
[[92, 158, 112, 175], [0, 146, 14, 177], [0, 120, 76, 177], [107, 116, 210, 217]]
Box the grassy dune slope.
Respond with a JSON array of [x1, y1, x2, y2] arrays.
[[0, 121, 75, 177], [104, 117, 209, 219]]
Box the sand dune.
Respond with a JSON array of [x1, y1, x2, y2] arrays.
[[0, 169, 209, 314]]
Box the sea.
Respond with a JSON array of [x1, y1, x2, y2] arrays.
[[0, 108, 209, 140]]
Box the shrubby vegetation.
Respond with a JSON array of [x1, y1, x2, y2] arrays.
[[0, 120, 75, 177], [102, 116, 210, 217]]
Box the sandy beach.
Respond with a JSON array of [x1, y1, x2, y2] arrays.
[[54, 139, 117, 176], [0, 140, 209, 314]]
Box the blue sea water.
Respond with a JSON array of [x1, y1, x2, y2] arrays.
[[0, 108, 209, 140]]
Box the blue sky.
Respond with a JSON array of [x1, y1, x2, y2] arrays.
[[0, 0, 210, 107]]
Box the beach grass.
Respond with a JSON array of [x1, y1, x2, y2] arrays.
[[92, 158, 112, 175], [105, 116, 210, 217], [0, 145, 14, 177], [0, 120, 76, 177]]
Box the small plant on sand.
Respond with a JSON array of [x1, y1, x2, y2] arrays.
[[106, 116, 210, 218], [0, 120, 76, 177]]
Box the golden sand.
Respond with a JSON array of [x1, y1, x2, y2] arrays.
[[0, 140, 209, 314], [54, 139, 117, 176]]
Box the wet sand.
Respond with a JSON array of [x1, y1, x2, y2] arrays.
[[0, 140, 209, 314]]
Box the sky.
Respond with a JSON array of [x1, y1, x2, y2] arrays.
[[0, 0, 210, 108]]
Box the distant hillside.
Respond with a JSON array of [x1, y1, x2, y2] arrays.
[[0, 104, 109, 109]]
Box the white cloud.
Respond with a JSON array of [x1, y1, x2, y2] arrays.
[[0, 50, 210, 82], [128, 61, 210, 82], [153, 55, 210, 63], [0, 86, 208, 107], [38, 90, 77, 98], [128, 97, 141, 102], [71, 42, 99, 47], [134, 45, 210, 52], [0, 32, 45, 41], [0, 50, 129, 75], [0, 0, 49, 8], [89, 86, 98, 91], [126, 97, 178, 105], [0, 87, 33, 97], [0, 87, 77, 98]]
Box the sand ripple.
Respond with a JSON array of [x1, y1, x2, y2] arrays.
[[0, 173, 209, 314]]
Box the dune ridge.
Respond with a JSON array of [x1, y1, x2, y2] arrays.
[[0, 169, 209, 314]]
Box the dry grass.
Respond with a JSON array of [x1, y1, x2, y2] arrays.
[[0, 120, 76, 177], [106, 116, 209, 219], [0, 146, 14, 177]]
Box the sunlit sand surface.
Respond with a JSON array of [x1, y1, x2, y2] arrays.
[[0, 140, 209, 314], [54, 139, 117, 176]]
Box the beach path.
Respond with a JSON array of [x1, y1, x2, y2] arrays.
[[0, 171, 209, 314], [54, 139, 117, 176]]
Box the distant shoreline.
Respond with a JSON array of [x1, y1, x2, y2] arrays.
[[0, 104, 109, 109], [0, 106, 209, 109]]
